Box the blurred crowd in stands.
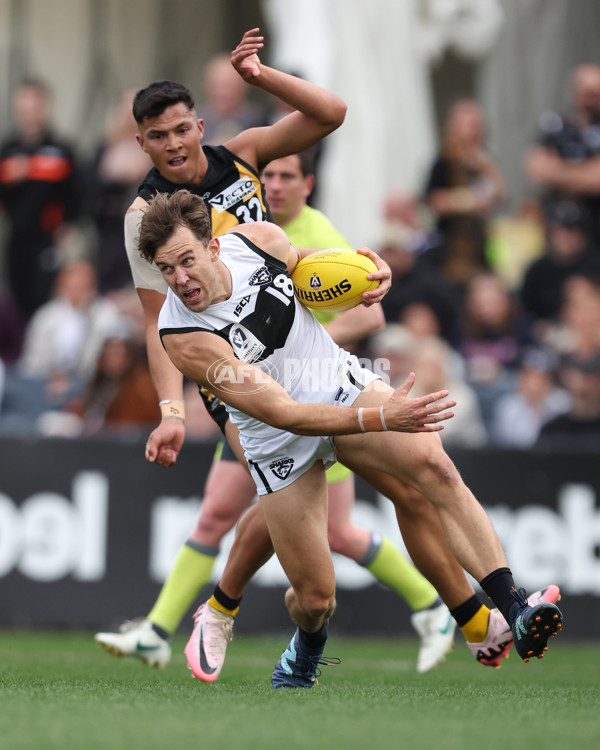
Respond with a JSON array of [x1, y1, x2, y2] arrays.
[[1, 60, 600, 450]]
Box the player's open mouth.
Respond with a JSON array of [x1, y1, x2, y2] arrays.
[[183, 288, 201, 302], [169, 156, 187, 167]]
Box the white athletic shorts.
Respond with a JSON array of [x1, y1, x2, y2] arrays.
[[246, 358, 380, 495]]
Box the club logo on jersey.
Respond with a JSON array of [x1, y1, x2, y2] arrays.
[[248, 266, 272, 286], [269, 457, 294, 480], [230, 324, 266, 363], [310, 273, 322, 290], [208, 178, 256, 212]]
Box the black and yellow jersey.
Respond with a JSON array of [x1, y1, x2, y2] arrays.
[[137, 145, 272, 234]]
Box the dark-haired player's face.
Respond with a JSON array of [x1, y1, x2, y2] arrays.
[[136, 102, 204, 184]]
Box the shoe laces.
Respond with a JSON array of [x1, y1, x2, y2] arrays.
[[300, 655, 341, 684], [317, 656, 341, 670], [509, 587, 529, 608]]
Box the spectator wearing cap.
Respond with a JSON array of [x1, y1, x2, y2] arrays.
[[520, 200, 600, 334], [526, 63, 600, 246], [535, 353, 600, 450], [491, 347, 570, 448]]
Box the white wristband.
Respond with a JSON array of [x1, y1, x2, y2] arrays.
[[357, 407, 366, 433], [379, 405, 388, 431]]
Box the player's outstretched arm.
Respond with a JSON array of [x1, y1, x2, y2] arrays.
[[163, 330, 455, 439], [228, 28, 347, 166]]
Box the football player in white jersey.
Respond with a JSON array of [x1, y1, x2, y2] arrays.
[[137, 190, 563, 689]]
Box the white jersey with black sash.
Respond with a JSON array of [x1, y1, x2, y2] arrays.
[[158, 232, 369, 462]]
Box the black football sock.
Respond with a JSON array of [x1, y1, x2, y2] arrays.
[[208, 583, 242, 616], [479, 568, 522, 627], [298, 621, 329, 649]]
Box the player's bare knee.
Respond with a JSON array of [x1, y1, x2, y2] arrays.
[[297, 587, 336, 621], [195, 507, 238, 539], [415, 450, 462, 495]]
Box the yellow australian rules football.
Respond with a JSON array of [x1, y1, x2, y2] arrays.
[[291, 250, 380, 312]]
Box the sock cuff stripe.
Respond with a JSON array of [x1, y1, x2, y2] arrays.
[[184, 540, 220, 557], [208, 595, 239, 617], [359, 532, 383, 567]]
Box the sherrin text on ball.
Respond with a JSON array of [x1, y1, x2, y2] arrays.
[[292, 250, 380, 312]]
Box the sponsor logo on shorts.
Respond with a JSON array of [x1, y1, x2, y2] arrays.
[[249, 267, 272, 286], [269, 457, 294, 480], [208, 178, 256, 212], [334, 387, 344, 402]]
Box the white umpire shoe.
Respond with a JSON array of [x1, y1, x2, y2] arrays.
[[411, 602, 456, 673], [94, 618, 172, 668]]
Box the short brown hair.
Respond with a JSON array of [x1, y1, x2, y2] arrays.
[[138, 190, 212, 263]]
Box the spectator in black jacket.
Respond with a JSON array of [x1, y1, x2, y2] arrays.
[[0, 78, 80, 319]]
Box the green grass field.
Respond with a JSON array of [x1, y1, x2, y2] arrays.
[[1, 631, 599, 750]]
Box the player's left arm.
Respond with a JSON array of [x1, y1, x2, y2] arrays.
[[226, 28, 346, 168], [162, 331, 454, 436]]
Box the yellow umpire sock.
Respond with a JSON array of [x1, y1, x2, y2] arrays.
[[362, 534, 439, 611], [147, 542, 218, 634]]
